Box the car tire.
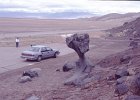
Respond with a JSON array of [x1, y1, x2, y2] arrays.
[[26, 59, 29, 61], [54, 52, 59, 58], [37, 56, 42, 62], [53, 53, 56, 58]]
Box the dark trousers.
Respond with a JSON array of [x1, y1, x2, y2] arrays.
[[16, 42, 19, 47]]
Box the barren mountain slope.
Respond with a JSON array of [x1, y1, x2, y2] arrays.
[[107, 17, 140, 38]]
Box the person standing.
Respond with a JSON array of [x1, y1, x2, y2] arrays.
[[16, 37, 19, 48]]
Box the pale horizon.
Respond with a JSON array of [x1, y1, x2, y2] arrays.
[[0, 0, 140, 19]]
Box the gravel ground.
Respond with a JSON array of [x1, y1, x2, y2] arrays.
[[0, 38, 130, 100]]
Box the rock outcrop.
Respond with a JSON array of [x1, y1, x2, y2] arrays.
[[19, 76, 32, 83], [64, 33, 94, 86], [129, 73, 140, 95], [106, 17, 140, 38], [19, 68, 41, 83], [115, 83, 129, 96], [115, 68, 129, 79]]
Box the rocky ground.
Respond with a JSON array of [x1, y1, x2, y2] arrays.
[[0, 38, 134, 100], [106, 17, 140, 38], [0, 14, 139, 100]]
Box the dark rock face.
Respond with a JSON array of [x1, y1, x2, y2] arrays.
[[107, 17, 140, 38], [19, 68, 41, 83], [116, 76, 127, 85], [64, 33, 94, 86], [115, 83, 129, 96], [125, 95, 140, 100], [56, 69, 61, 72], [66, 33, 89, 58], [130, 73, 140, 95], [22, 68, 42, 78], [129, 40, 138, 48], [120, 56, 131, 64], [107, 75, 115, 81], [63, 62, 76, 72], [115, 68, 129, 79], [22, 70, 38, 78], [113, 67, 140, 97]]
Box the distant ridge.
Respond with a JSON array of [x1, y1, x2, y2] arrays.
[[86, 12, 140, 21], [0, 12, 140, 20], [0, 11, 94, 19], [107, 16, 140, 38]]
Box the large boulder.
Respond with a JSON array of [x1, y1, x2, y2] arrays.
[[64, 73, 89, 86], [129, 73, 140, 95], [66, 33, 89, 58], [115, 83, 129, 96], [116, 76, 127, 85], [63, 61, 76, 72], [129, 40, 138, 48], [22, 68, 41, 78], [23, 70, 38, 78], [115, 68, 129, 79], [30, 68, 42, 74], [64, 33, 94, 86], [120, 56, 131, 64], [19, 68, 41, 83], [19, 76, 32, 83]]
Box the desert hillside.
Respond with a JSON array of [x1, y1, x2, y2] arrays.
[[106, 17, 140, 38], [89, 12, 140, 21]]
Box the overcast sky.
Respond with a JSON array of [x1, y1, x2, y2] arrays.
[[0, 0, 140, 18]]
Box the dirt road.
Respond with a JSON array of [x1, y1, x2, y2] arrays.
[[0, 43, 74, 74], [0, 39, 128, 74]]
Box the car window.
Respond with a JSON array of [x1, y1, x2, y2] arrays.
[[46, 47, 52, 51], [41, 47, 47, 52], [29, 47, 40, 52]]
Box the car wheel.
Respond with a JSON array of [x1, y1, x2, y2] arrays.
[[54, 52, 58, 58], [53, 53, 57, 58], [26, 59, 29, 61], [37, 56, 42, 62]]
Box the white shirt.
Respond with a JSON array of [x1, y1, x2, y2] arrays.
[[16, 38, 19, 42]]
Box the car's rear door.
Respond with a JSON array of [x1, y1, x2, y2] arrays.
[[41, 47, 48, 58], [46, 47, 54, 57]]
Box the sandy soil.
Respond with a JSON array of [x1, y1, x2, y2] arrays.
[[0, 17, 129, 47], [0, 18, 125, 34]]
